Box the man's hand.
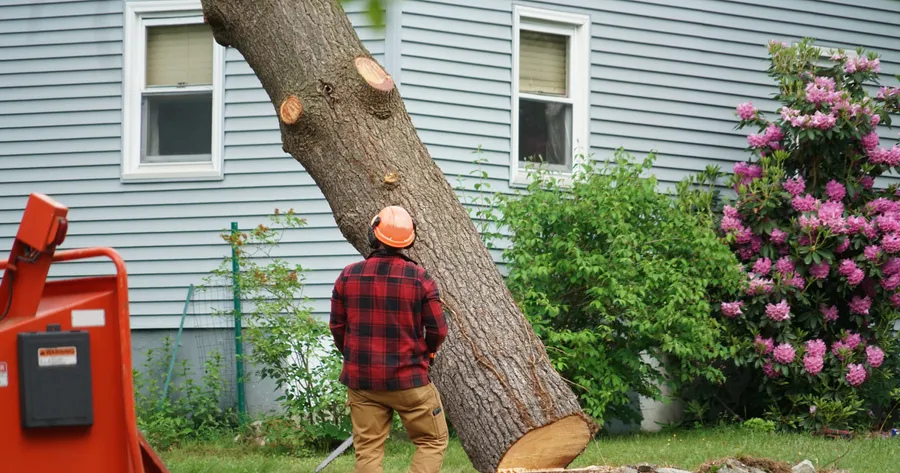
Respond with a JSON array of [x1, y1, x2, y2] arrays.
[[428, 352, 435, 370]]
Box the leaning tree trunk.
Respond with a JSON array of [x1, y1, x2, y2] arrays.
[[200, 1, 596, 471]]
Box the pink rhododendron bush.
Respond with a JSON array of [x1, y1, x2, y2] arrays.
[[716, 39, 900, 431]]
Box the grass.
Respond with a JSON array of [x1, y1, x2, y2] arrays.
[[158, 425, 899, 473]]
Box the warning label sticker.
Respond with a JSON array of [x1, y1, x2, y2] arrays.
[[0, 362, 7, 388], [38, 347, 77, 367]]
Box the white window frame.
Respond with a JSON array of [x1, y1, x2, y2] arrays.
[[511, 5, 590, 187], [122, 0, 225, 182]]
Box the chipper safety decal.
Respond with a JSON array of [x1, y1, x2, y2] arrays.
[[37, 347, 77, 367]]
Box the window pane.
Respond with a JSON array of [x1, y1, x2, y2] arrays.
[[519, 30, 568, 96], [146, 24, 213, 87], [141, 92, 213, 163], [519, 99, 572, 169]]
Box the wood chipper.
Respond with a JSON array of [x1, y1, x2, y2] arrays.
[[0, 193, 170, 473]]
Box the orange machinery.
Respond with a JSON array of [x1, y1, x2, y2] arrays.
[[0, 193, 169, 473]]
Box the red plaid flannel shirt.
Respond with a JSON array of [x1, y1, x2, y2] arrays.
[[329, 251, 448, 391]]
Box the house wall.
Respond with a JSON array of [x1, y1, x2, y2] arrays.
[[400, 0, 900, 196], [0, 0, 383, 332], [2, 0, 899, 420]]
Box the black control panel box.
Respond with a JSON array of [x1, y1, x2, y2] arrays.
[[17, 329, 93, 429]]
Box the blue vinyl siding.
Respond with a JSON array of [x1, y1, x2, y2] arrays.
[[1, 0, 898, 328], [0, 0, 383, 328]]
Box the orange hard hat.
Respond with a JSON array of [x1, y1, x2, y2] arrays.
[[370, 206, 416, 248]]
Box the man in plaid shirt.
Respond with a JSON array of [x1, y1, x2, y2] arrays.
[[330, 205, 449, 473]]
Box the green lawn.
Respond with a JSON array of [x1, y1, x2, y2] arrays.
[[159, 426, 898, 473]]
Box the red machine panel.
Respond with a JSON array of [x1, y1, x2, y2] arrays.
[[0, 193, 167, 473]]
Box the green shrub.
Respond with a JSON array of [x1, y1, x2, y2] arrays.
[[691, 38, 900, 432], [133, 336, 239, 451], [742, 417, 776, 433], [478, 150, 744, 424], [211, 210, 351, 451]]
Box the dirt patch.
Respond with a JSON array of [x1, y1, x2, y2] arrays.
[[697, 456, 793, 473]]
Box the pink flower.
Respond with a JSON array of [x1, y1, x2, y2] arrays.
[[879, 215, 900, 233], [737, 102, 757, 120], [848, 268, 865, 286], [735, 227, 753, 244], [868, 198, 896, 214], [863, 222, 879, 240], [803, 354, 824, 376], [763, 361, 780, 378], [862, 132, 880, 150], [881, 273, 900, 291], [755, 335, 775, 355], [773, 343, 796, 364], [799, 215, 821, 232], [783, 176, 806, 197], [818, 201, 845, 229], [849, 295, 872, 315], [748, 133, 769, 148], [804, 77, 842, 106], [748, 277, 774, 295], [868, 145, 900, 167], [775, 256, 795, 276], [753, 257, 772, 276], [765, 123, 784, 142], [844, 332, 863, 350], [766, 300, 791, 322], [750, 235, 763, 253], [793, 194, 819, 212], [770, 228, 788, 244], [866, 346, 885, 368], [839, 259, 859, 277], [846, 363, 867, 387], [860, 176, 875, 190], [864, 245, 881, 261], [723, 205, 740, 219], [721, 301, 744, 318], [833, 340, 851, 359], [872, 114, 881, 126], [720, 216, 743, 233], [885, 257, 900, 276], [738, 246, 755, 260], [836, 238, 852, 254], [789, 275, 806, 289], [892, 293, 900, 308], [734, 162, 763, 179], [822, 304, 839, 322], [825, 180, 847, 201], [810, 262, 830, 279], [780, 106, 800, 121], [810, 110, 837, 130], [806, 339, 827, 358], [883, 233, 900, 253], [846, 56, 880, 74]]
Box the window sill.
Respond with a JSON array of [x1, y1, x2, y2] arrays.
[[121, 162, 223, 183], [510, 169, 574, 189]]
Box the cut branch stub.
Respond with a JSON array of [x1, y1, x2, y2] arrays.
[[383, 171, 399, 185], [355, 56, 394, 92], [279, 95, 303, 125]]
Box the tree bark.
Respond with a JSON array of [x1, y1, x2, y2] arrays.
[[200, 1, 597, 471]]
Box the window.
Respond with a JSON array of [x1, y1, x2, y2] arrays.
[[123, 1, 224, 181], [512, 6, 590, 185]]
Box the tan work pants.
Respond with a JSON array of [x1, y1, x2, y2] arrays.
[[348, 382, 449, 473]]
